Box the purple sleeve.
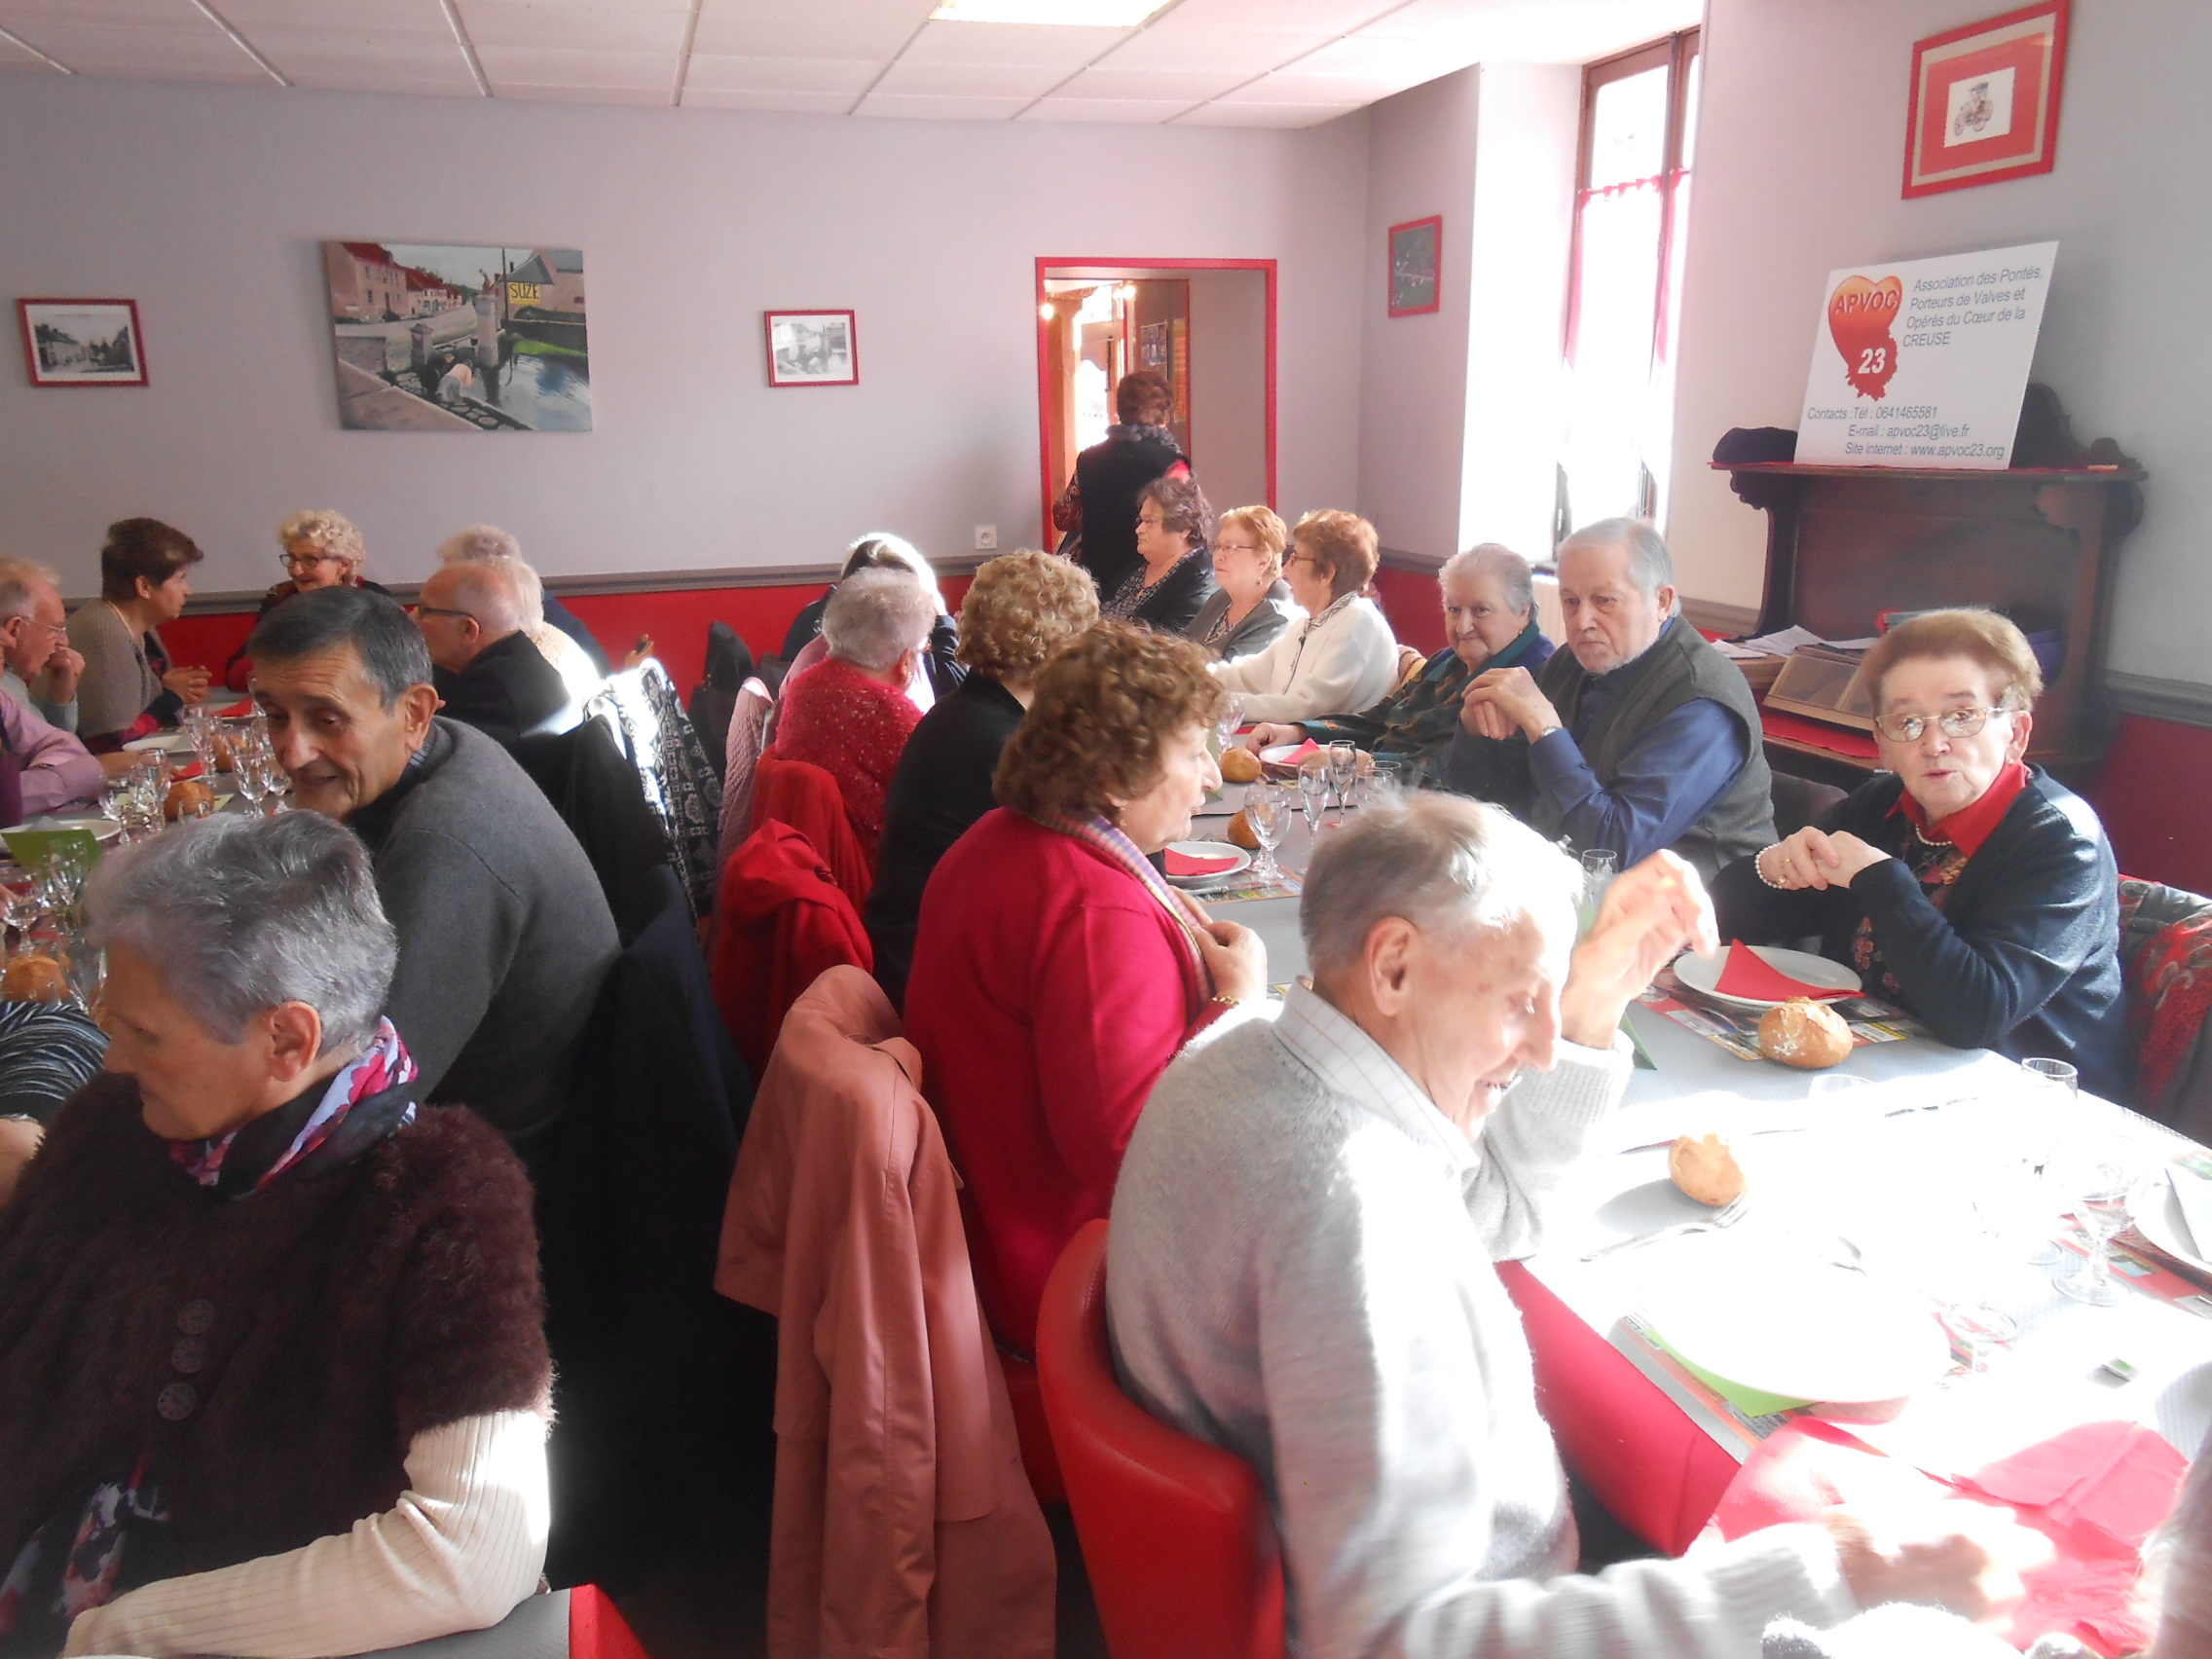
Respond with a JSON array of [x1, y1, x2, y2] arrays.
[[2, 694, 103, 815]]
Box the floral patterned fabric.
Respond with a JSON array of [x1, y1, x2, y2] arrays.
[[587, 660, 724, 920], [2120, 876, 2212, 1118]]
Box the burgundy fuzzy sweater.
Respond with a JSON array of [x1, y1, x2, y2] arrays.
[[0, 1076, 550, 1578]]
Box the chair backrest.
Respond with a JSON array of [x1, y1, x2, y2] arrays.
[[1770, 771, 1847, 840], [2120, 875, 2212, 1133], [709, 819, 874, 1078], [715, 678, 774, 876], [1037, 1221, 1287, 1659], [586, 662, 725, 920], [751, 752, 873, 910]]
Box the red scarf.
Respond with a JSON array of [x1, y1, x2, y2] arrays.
[[1893, 759, 2030, 855]]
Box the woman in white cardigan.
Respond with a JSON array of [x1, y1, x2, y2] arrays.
[[1210, 509, 1398, 723]]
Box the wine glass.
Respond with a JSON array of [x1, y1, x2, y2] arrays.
[[1581, 848, 1619, 915], [2055, 1159, 2138, 1306], [1297, 765, 1329, 837], [2015, 1058, 2079, 1266], [253, 753, 290, 813], [1215, 694, 1246, 755], [1938, 1300, 2019, 1374], [234, 755, 271, 816], [1243, 781, 1289, 884], [97, 776, 131, 837], [1326, 742, 1358, 819]]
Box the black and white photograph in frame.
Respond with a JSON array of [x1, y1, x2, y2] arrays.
[[18, 299, 148, 387], [764, 310, 859, 387]]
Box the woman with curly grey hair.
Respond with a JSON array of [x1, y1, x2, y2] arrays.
[[903, 620, 1267, 1355], [223, 510, 389, 691], [865, 549, 1101, 1007]]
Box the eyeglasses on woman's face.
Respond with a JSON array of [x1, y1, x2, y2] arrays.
[[280, 551, 343, 571], [1872, 705, 2010, 744]]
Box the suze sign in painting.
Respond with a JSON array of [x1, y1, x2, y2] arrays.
[[1795, 240, 2055, 468]]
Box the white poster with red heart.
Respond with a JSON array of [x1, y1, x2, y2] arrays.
[[1795, 240, 2056, 468]]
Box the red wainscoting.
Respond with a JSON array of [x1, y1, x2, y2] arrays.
[[149, 572, 2212, 898]]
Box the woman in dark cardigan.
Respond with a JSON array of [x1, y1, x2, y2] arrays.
[[0, 814, 549, 1659], [1099, 472, 1217, 636], [1712, 609, 2126, 1097]]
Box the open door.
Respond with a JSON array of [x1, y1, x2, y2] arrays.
[[1035, 258, 1276, 545]]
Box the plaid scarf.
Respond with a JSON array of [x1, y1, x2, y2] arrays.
[[170, 1018, 418, 1198], [1031, 811, 1213, 995]]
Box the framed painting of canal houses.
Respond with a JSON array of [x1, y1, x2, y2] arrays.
[[18, 299, 147, 387], [323, 242, 591, 431], [764, 310, 859, 387]]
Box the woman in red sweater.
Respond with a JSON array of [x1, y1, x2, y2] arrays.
[[904, 621, 1268, 1355]]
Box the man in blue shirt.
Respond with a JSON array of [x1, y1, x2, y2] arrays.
[[1443, 518, 1773, 882]]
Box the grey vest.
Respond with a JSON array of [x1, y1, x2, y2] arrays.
[[1534, 617, 1775, 882]]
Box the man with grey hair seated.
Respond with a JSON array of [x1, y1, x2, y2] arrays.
[[1108, 793, 2035, 1659], [1447, 517, 1773, 882], [769, 567, 939, 857], [0, 556, 85, 730], [415, 559, 578, 750], [1245, 542, 1554, 789], [248, 585, 617, 1152], [436, 522, 611, 686]]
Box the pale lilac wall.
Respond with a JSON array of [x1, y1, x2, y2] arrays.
[[0, 75, 1368, 599]]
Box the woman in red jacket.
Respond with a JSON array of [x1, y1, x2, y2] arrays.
[[903, 621, 1268, 1355]]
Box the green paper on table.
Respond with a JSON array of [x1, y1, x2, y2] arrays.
[[1646, 1324, 1812, 1417], [3, 828, 103, 868]]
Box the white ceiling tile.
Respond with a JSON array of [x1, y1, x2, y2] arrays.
[[1051, 63, 1250, 99], [6, 25, 265, 77], [1281, 32, 1447, 77], [288, 68, 480, 94], [458, 2, 688, 52], [680, 86, 855, 113], [682, 53, 879, 94], [0, 40, 63, 69], [1172, 97, 1355, 127], [690, 1, 929, 59], [1088, 22, 1306, 75], [245, 31, 470, 77], [474, 42, 674, 86], [493, 79, 671, 101], [1018, 95, 1191, 122], [0, 0, 209, 34], [898, 18, 1125, 66], [216, 0, 451, 37], [1215, 66, 1401, 102], [1353, 0, 1698, 61], [852, 90, 1027, 119], [872, 57, 1064, 96], [1164, 0, 1391, 36]]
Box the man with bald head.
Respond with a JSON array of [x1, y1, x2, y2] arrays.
[[415, 559, 578, 750]]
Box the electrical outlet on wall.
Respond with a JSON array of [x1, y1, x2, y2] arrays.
[[974, 525, 997, 550]]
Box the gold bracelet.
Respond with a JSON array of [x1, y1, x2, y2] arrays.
[[1210, 993, 1243, 1008]]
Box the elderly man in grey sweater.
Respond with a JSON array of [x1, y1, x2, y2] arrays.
[[1109, 793, 2032, 1659]]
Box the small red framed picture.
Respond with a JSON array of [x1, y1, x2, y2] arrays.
[[18, 298, 147, 387], [1902, 0, 2070, 199], [1386, 216, 1441, 317], [763, 309, 858, 387]]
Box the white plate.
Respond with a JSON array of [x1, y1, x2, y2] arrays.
[[3, 816, 124, 843], [1673, 943, 1862, 1009], [1641, 1245, 1951, 1406], [1163, 839, 1250, 889], [2134, 1170, 2212, 1277], [1260, 744, 1317, 766], [123, 732, 195, 754]]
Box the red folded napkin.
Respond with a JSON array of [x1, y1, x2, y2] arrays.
[[1267, 739, 1322, 767], [1715, 1418, 2186, 1655], [170, 760, 204, 782], [1714, 941, 1855, 1002], [1165, 847, 1243, 877]]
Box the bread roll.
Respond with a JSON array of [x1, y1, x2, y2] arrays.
[[3, 953, 69, 1004], [1226, 808, 1260, 851], [1220, 745, 1263, 784], [1669, 1132, 1747, 1207], [165, 778, 216, 822], [1757, 998, 1854, 1069]]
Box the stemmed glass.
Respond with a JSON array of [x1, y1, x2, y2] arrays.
[[234, 754, 271, 816], [2013, 1058, 2078, 1266], [2056, 1159, 2140, 1307], [1243, 781, 1290, 885], [123, 761, 164, 842], [1581, 848, 1618, 914], [1215, 694, 1246, 756], [1326, 742, 1358, 822], [97, 776, 131, 839], [1297, 765, 1329, 839], [252, 752, 289, 813]]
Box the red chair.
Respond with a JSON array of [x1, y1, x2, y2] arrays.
[[752, 753, 873, 911], [999, 1352, 1065, 1506], [1036, 1220, 1286, 1659], [710, 820, 873, 1078]]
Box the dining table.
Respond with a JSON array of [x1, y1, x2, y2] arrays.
[[1187, 779, 2209, 1648]]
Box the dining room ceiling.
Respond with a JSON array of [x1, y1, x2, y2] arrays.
[[0, 0, 1700, 128]]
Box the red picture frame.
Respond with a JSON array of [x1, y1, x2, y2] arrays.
[[763, 309, 858, 387], [1386, 215, 1442, 317], [18, 297, 148, 387], [1902, 0, 2069, 199]]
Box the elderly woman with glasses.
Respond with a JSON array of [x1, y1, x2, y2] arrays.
[[1099, 474, 1218, 636], [0, 813, 550, 1659], [1713, 608, 2126, 1096], [223, 510, 390, 692], [1183, 505, 1298, 660], [1209, 508, 1399, 723]]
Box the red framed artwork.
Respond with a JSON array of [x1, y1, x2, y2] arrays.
[[18, 298, 147, 387], [1902, 0, 2069, 199], [763, 309, 857, 387], [1386, 216, 1442, 317]]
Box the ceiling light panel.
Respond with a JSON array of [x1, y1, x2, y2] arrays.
[[929, 0, 1165, 25], [689, 3, 929, 59], [1164, 0, 1394, 37]]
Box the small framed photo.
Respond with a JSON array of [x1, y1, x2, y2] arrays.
[[18, 298, 147, 387], [1387, 216, 1442, 317], [764, 310, 858, 387], [1903, 0, 2070, 199]]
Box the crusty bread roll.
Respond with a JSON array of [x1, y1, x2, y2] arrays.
[[1226, 808, 1260, 850], [1669, 1132, 1747, 1207], [1758, 998, 1854, 1069], [2, 953, 69, 1004], [1220, 745, 1263, 784], [165, 778, 217, 822]]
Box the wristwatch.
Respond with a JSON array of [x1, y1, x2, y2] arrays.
[[1532, 721, 1563, 742]]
